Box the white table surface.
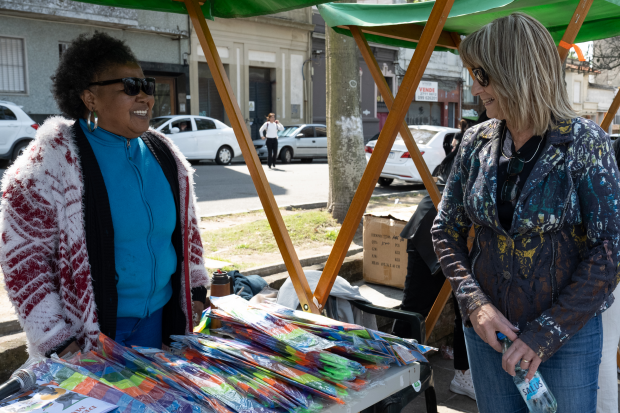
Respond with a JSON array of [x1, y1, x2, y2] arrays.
[[323, 363, 421, 413]]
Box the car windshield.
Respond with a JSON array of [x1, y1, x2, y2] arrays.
[[278, 126, 299, 137], [149, 117, 170, 129], [408, 128, 439, 145]]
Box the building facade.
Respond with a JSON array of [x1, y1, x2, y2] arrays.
[[189, 9, 314, 141], [398, 48, 469, 129], [563, 58, 620, 134], [0, 0, 191, 124]]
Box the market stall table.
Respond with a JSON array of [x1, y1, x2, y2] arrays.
[[323, 363, 422, 413]]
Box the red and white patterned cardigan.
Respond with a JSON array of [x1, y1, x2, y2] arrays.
[[0, 117, 209, 356]]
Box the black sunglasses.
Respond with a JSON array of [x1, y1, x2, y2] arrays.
[[500, 157, 525, 202], [472, 68, 489, 87], [88, 77, 156, 96]]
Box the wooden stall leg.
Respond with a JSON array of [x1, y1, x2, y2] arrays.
[[601, 90, 620, 132], [557, 0, 594, 63], [184, 0, 319, 314], [313, 0, 456, 309]]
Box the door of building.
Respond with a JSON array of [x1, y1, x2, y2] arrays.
[[249, 67, 272, 141], [153, 77, 176, 117]]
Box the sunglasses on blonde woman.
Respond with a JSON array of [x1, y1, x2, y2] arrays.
[[472, 68, 489, 87]]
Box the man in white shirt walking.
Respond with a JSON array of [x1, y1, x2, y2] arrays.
[[259, 113, 284, 169]]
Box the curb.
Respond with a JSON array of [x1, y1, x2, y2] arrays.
[[245, 246, 363, 277], [200, 201, 327, 220]]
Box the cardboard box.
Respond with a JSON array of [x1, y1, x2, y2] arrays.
[[363, 212, 410, 289]]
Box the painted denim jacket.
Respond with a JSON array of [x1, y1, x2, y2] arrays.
[[432, 117, 620, 362]]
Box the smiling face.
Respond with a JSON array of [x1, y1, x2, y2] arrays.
[[81, 64, 154, 138], [471, 75, 504, 121]]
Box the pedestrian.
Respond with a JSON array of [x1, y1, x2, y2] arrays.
[[259, 113, 284, 169], [432, 13, 620, 413], [451, 118, 468, 149], [597, 136, 620, 413], [395, 136, 475, 401], [0, 32, 209, 358]]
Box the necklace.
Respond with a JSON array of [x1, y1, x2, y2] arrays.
[[500, 127, 543, 163]]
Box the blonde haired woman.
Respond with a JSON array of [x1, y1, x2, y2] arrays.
[[432, 13, 620, 413]]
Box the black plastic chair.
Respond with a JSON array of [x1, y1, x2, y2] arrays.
[[351, 300, 438, 413]]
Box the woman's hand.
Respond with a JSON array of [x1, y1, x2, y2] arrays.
[[470, 303, 519, 352], [502, 339, 542, 380], [192, 300, 205, 326]]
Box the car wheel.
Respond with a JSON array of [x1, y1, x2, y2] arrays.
[[300, 158, 313, 163], [378, 177, 394, 187], [215, 146, 233, 165], [280, 147, 292, 164], [12, 141, 31, 162]]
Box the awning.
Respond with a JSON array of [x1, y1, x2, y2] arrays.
[[318, 0, 620, 51], [74, 0, 332, 20]]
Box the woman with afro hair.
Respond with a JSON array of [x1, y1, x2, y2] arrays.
[[0, 32, 209, 357]]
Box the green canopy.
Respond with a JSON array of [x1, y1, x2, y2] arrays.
[[74, 0, 332, 20], [319, 0, 620, 51]]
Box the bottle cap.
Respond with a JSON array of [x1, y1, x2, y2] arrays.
[[497, 332, 506, 340]]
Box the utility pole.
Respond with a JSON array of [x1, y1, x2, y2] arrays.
[[325, 0, 366, 223]]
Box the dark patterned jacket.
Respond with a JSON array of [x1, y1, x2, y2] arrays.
[[432, 117, 620, 362]]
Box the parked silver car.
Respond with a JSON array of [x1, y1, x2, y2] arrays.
[[252, 124, 327, 163]]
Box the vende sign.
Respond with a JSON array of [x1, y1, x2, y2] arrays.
[[415, 81, 438, 102]]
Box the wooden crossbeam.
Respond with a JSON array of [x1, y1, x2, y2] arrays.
[[339, 24, 459, 50], [557, 0, 594, 62], [184, 0, 320, 314], [313, 0, 456, 309]]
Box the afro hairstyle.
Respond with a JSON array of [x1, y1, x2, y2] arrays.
[[51, 31, 139, 120]]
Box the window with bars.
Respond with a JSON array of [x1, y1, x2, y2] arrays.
[[0, 37, 27, 93]]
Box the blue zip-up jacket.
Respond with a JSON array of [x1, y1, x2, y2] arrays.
[[79, 119, 177, 318], [432, 117, 620, 362]]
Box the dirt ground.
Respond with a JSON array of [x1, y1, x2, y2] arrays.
[[199, 192, 427, 271]]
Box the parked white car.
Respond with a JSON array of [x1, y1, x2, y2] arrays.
[[0, 101, 39, 162], [365, 125, 460, 186], [150, 115, 241, 165]]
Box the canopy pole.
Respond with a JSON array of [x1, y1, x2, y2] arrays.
[[601, 90, 620, 131], [557, 0, 594, 62], [313, 0, 456, 309], [184, 0, 320, 314], [350, 26, 441, 207]]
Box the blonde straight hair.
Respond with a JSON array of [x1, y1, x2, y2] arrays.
[[459, 13, 576, 136]]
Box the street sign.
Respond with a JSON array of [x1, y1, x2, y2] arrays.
[[415, 81, 438, 102]]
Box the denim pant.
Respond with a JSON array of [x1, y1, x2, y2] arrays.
[[115, 307, 163, 349], [464, 314, 603, 413]]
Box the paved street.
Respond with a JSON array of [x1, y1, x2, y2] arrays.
[[0, 159, 428, 217]]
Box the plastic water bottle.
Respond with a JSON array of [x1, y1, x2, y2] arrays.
[[497, 333, 558, 413]]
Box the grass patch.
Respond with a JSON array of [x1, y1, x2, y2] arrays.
[[202, 210, 340, 256], [204, 255, 255, 272]]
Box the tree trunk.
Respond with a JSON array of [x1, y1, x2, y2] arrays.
[[326, 0, 366, 223]]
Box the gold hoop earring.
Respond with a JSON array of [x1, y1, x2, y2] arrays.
[[86, 110, 98, 132]]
